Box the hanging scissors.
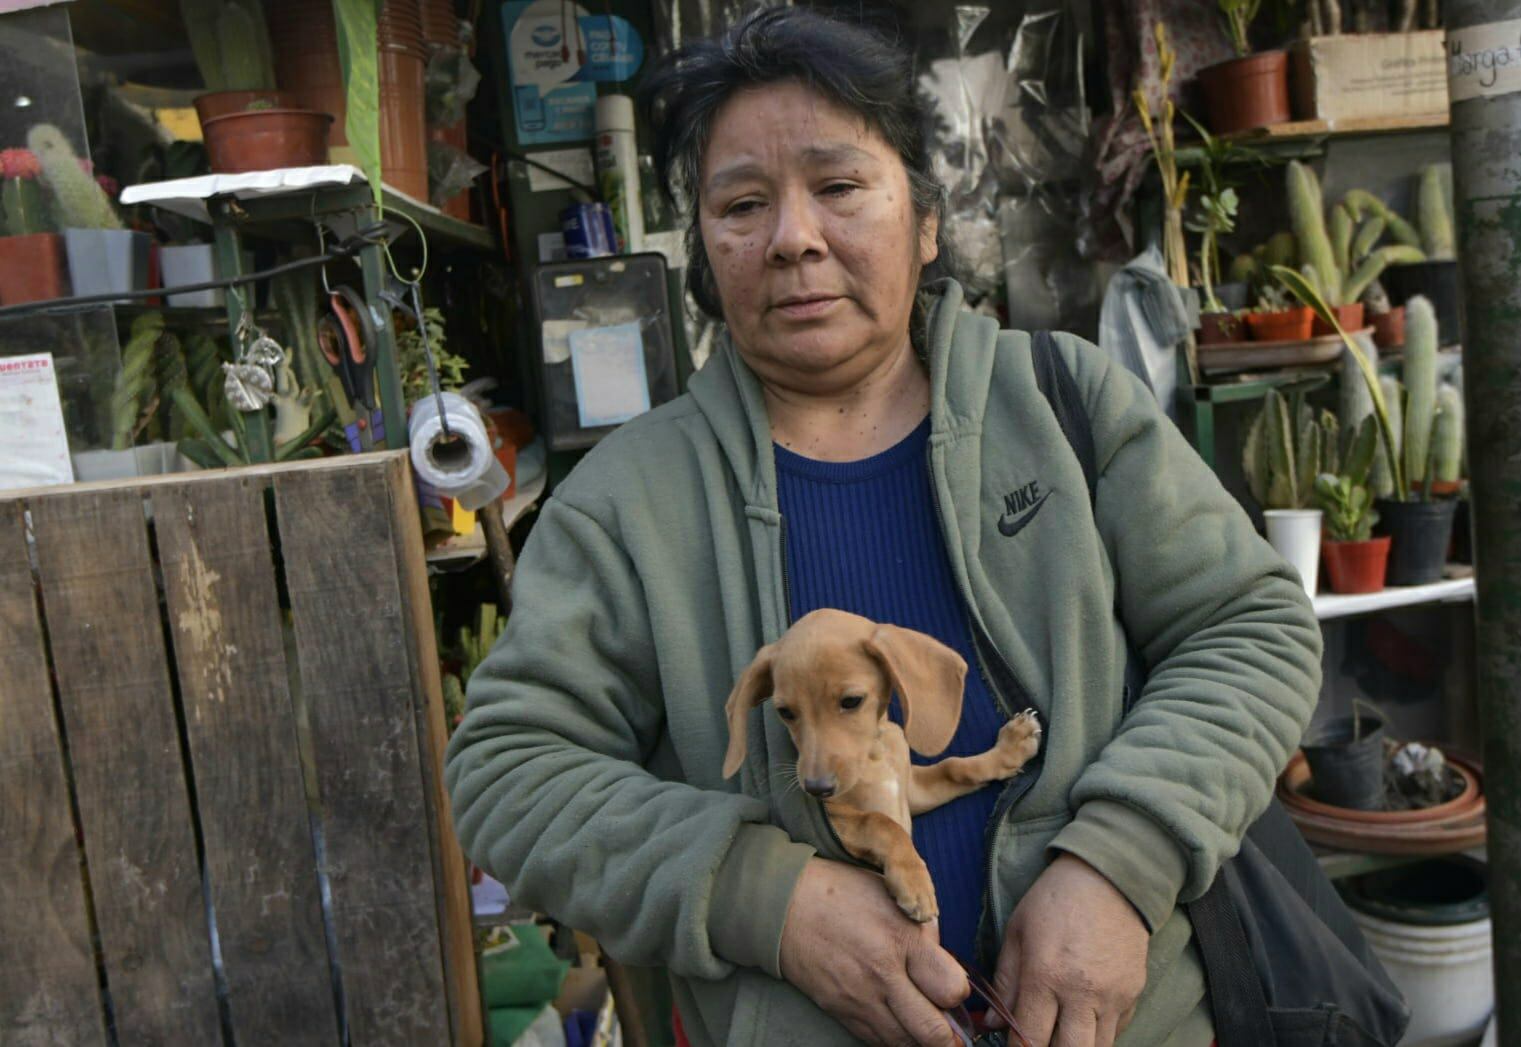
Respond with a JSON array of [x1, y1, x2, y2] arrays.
[[316, 284, 383, 451]]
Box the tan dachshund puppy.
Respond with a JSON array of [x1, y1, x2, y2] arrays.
[[723, 608, 1042, 922]]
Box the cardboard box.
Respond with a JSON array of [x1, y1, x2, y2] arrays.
[[1290, 31, 1448, 123]]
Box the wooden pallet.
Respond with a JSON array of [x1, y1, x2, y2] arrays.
[[0, 452, 480, 1045]]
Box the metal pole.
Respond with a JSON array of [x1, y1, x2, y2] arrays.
[[1445, 2, 1521, 1037]]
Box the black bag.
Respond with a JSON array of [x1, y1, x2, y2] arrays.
[[1028, 332, 1410, 1047]]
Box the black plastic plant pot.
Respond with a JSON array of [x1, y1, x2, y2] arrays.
[[1375, 498, 1458, 586], [1302, 715, 1386, 811]]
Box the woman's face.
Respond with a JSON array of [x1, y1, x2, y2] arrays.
[[698, 82, 938, 395]]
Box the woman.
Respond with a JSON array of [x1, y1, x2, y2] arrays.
[[446, 9, 1322, 1046]]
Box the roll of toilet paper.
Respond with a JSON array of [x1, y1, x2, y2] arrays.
[[409, 391, 509, 511]]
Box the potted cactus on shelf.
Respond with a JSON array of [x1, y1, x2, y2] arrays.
[[1273, 266, 1463, 586], [179, 0, 333, 173], [1243, 386, 1329, 595], [28, 124, 150, 303], [0, 147, 69, 305], [1286, 161, 1427, 337], [1196, 0, 1292, 135], [1314, 413, 1391, 594]]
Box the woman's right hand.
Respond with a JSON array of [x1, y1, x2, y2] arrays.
[[779, 858, 969, 1046]]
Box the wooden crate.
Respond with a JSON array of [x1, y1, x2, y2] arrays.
[[0, 452, 481, 1046]]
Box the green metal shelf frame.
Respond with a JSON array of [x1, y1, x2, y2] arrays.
[[203, 183, 498, 460]]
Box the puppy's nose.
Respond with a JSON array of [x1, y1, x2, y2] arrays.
[[803, 776, 837, 798]]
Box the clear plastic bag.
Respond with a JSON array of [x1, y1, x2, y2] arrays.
[[427, 140, 487, 208]]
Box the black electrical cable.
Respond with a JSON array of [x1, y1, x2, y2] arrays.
[[0, 224, 389, 321]]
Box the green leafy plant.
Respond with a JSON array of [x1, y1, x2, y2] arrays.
[[28, 124, 122, 230], [1243, 387, 1334, 510], [397, 307, 468, 403], [441, 603, 506, 727], [179, 0, 277, 92], [1220, 0, 1262, 57], [1314, 415, 1380, 541], [333, 0, 383, 204], [0, 148, 53, 236]]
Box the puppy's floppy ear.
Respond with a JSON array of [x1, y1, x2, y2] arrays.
[[722, 643, 776, 779], [865, 624, 966, 757]]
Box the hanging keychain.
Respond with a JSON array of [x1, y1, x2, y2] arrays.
[[223, 289, 286, 412]]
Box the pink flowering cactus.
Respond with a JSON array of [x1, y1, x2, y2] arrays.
[[0, 148, 42, 180]]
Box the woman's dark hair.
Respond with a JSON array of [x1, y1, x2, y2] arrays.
[[640, 6, 953, 321]]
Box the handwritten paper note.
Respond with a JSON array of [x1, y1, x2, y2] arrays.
[[0, 353, 74, 491], [1448, 19, 1521, 102], [569, 322, 651, 429]]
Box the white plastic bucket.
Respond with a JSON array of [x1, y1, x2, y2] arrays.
[[1264, 508, 1322, 597], [1348, 908, 1493, 1047]]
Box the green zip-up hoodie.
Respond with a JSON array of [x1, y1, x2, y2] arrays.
[[446, 283, 1322, 1046]]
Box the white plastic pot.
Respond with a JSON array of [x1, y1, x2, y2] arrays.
[[1349, 908, 1493, 1047], [1264, 508, 1322, 597]]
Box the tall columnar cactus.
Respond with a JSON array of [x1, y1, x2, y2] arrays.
[[27, 124, 121, 231], [1402, 295, 1439, 495], [180, 0, 276, 93], [1244, 388, 1327, 510], [1371, 375, 1403, 499], [1417, 164, 1456, 261], [1288, 161, 1342, 304], [1431, 384, 1465, 486], [111, 313, 167, 449]]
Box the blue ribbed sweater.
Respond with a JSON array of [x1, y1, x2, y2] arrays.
[[775, 417, 1003, 963]]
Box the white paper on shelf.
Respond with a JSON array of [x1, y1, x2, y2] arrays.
[[120, 166, 369, 222], [0, 353, 74, 491]]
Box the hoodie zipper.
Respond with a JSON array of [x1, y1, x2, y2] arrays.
[[925, 447, 1047, 969]]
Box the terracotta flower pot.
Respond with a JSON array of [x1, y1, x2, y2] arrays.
[[193, 90, 301, 124], [0, 231, 70, 305], [1371, 306, 1406, 349], [1312, 302, 1365, 337], [378, 48, 430, 199], [1197, 310, 1243, 345], [1321, 536, 1391, 594], [202, 109, 333, 173], [1245, 306, 1314, 342], [1197, 50, 1292, 135]]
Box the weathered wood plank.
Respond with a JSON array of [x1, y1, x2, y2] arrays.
[[29, 488, 221, 1045], [0, 501, 108, 1046], [154, 477, 340, 1045], [274, 459, 451, 1045], [382, 454, 483, 1046]]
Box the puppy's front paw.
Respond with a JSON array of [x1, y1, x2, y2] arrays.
[[884, 862, 939, 924], [991, 709, 1042, 777]]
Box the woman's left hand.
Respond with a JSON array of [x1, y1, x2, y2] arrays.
[[987, 853, 1149, 1047]]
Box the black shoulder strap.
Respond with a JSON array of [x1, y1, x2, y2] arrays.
[[1029, 331, 1098, 509]]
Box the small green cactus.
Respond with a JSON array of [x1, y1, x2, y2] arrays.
[[1417, 164, 1455, 261], [1343, 189, 1422, 248], [1244, 388, 1328, 511], [1286, 162, 1429, 308], [1402, 296, 1439, 494], [1431, 384, 1464, 487], [27, 124, 121, 230]]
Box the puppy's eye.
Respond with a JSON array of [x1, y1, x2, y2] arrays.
[[776, 706, 796, 721], [840, 694, 865, 711]]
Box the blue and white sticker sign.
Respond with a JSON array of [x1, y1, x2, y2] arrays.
[[503, 0, 644, 145]]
